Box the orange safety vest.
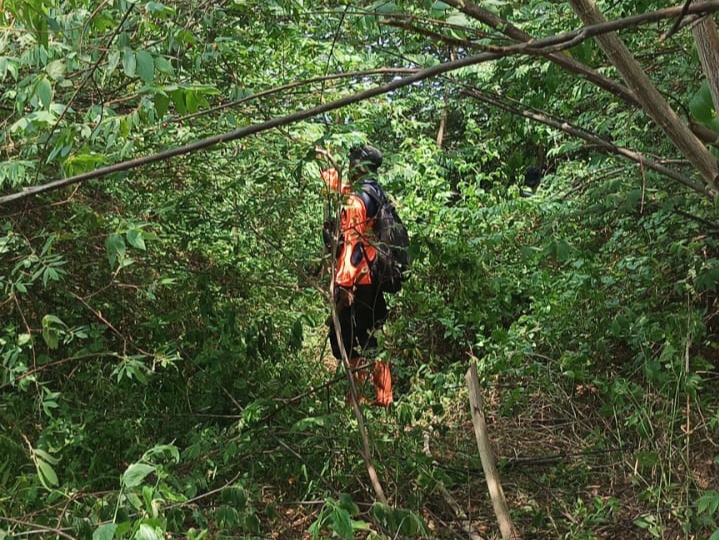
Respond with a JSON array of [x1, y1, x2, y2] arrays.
[[321, 168, 376, 287], [335, 193, 376, 287]]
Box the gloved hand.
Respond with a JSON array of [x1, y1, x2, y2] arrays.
[[325, 286, 355, 327], [335, 286, 354, 310]]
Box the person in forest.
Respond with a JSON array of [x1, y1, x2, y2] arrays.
[[319, 145, 393, 407]]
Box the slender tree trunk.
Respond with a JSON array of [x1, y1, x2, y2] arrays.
[[436, 48, 456, 148], [466, 364, 521, 540], [692, 7, 719, 113], [568, 0, 719, 191]]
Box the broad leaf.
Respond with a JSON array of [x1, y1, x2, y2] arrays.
[[136, 51, 155, 83], [123, 49, 136, 77], [92, 523, 117, 540], [122, 463, 156, 488]]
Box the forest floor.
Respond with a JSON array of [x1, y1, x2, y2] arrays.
[[423, 377, 719, 539], [268, 326, 719, 539]]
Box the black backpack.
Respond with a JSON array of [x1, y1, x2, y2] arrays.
[[362, 186, 410, 294]]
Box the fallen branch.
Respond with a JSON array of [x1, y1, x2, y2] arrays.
[[466, 363, 521, 540]]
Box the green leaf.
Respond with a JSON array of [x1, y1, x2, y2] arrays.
[[447, 13, 469, 26], [122, 463, 156, 488], [154, 93, 169, 118], [710, 529, 719, 540], [37, 458, 59, 487], [690, 82, 716, 124], [331, 508, 353, 540], [338, 493, 359, 515], [41, 314, 65, 349], [169, 89, 186, 114], [0, 57, 19, 81], [105, 233, 126, 267], [689, 81, 719, 134], [136, 51, 155, 83], [42, 314, 66, 327], [35, 77, 53, 109], [369, 1, 398, 14], [185, 91, 199, 113], [45, 60, 66, 81], [153, 56, 174, 76], [126, 229, 146, 250], [697, 490, 719, 515], [34, 448, 60, 464], [135, 524, 162, 540], [92, 523, 117, 540], [123, 49, 136, 77]]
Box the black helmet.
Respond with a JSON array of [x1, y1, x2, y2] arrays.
[[349, 145, 383, 173]]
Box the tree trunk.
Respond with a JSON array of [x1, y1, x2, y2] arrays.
[[568, 0, 719, 191], [692, 8, 719, 113], [466, 364, 521, 540]]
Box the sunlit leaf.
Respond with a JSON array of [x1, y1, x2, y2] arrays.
[[37, 459, 59, 487], [35, 77, 52, 109], [126, 229, 146, 250], [123, 49, 136, 77], [92, 523, 117, 540], [122, 463, 156, 488], [45, 59, 65, 80]]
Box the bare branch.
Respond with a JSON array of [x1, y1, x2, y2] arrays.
[[4, 2, 719, 205], [662, 0, 695, 41], [568, 0, 719, 190], [453, 80, 712, 196]]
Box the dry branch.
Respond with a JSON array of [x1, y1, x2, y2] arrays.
[[454, 81, 712, 196], [568, 0, 719, 190], [692, 3, 719, 113], [3, 2, 719, 205], [466, 364, 521, 540], [423, 432, 486, 540]]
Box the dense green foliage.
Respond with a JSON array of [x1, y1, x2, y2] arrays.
[[2, 1, 719, 539]]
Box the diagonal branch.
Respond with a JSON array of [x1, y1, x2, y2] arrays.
[[171, 68, 417, 125], [450, 79, 712, 196], [441, 0, 637, 104], [568, 0, 719, 190], [3, 2, 719, 206], [438, 0, 718, 110]]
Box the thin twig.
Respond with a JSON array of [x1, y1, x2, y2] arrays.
[[0, 516, 78, 540], [661, 0, 694, 41], [319, 4, 349, 106], [37, 4, 135, 176]]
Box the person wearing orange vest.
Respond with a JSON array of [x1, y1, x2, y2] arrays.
[[321, 145, 393, 407]]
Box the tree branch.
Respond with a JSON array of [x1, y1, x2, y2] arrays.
[[452, 79, 712, 196], [4, 2, 719, 205], [568, 0, 719, 190]]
